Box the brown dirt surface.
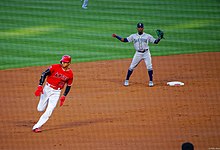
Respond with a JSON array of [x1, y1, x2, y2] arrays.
[[0, 52, 220, 150]]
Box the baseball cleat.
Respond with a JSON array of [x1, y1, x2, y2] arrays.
[[124, 80, 129, 86], [149, 81, 154, 87], [33, 128, 42, 133], [82, 6, 87, 9]]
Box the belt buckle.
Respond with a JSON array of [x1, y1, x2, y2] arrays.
[[138, 49, 145, 53]]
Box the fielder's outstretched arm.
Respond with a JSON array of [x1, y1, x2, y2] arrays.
[[112, 34, 128, 42], [154, 38, 161, 44]]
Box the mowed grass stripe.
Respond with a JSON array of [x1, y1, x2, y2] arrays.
[[1, 0, 218, 20], [0, 0, 220, 70]]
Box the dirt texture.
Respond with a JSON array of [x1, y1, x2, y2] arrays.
[[0, 52, 220, 150]]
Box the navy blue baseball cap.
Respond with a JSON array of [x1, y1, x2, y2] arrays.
[[137, 22, 144, 28], [182, 142, 194, 150]]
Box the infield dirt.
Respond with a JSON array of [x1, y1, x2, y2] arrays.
[[0, 52, 220, 150]]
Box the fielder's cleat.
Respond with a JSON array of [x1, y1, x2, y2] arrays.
[[124, 80, 129, 86], [149, 81, 154, 87], [82, 6, 87, 9], [33, 128, 42, 133]]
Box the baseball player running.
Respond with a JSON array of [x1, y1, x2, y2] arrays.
[[112, 23, 163, 87], [33, 55, 74, 133]]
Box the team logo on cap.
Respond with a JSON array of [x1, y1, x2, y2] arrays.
[[137, 23, 144, 28]]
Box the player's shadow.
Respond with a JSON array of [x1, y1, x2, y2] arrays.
[[44, 117, 116, 132]]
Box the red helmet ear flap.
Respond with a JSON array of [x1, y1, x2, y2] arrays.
[[60, 55, 71, 63]]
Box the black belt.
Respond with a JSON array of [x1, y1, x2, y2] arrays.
[[137, 49, 148, 53]]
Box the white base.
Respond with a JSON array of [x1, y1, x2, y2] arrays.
[[167, 81, 184, 86]]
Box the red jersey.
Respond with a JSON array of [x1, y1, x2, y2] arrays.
[[46, 64, 73, 89]]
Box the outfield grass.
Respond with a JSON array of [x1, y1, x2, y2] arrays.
[[0, 0, 219, 70]]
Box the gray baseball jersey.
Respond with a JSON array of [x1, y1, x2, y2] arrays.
[[127, 32, 156, 70], [127, 32, 156, 52]]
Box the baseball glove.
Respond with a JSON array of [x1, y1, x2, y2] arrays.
[[156, 29, 164, 39]]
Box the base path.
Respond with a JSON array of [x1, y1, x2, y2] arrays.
[[0, 52, 219, 150]]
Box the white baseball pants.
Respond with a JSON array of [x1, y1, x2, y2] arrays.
[[32, 85, 61, 130], [82, 0, 88, 8], [129, 50, 153, 71]]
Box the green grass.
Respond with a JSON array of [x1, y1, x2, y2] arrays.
[[0, 0, 220, 70]]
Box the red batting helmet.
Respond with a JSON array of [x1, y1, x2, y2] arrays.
[[60, 55, 71, 63]]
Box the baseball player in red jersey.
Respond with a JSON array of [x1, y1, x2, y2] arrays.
[[112, 23, 163, 87], [32, 55, 73, 133]]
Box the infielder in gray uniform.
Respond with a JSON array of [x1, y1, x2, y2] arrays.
[[112, 23, 163, 87]]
